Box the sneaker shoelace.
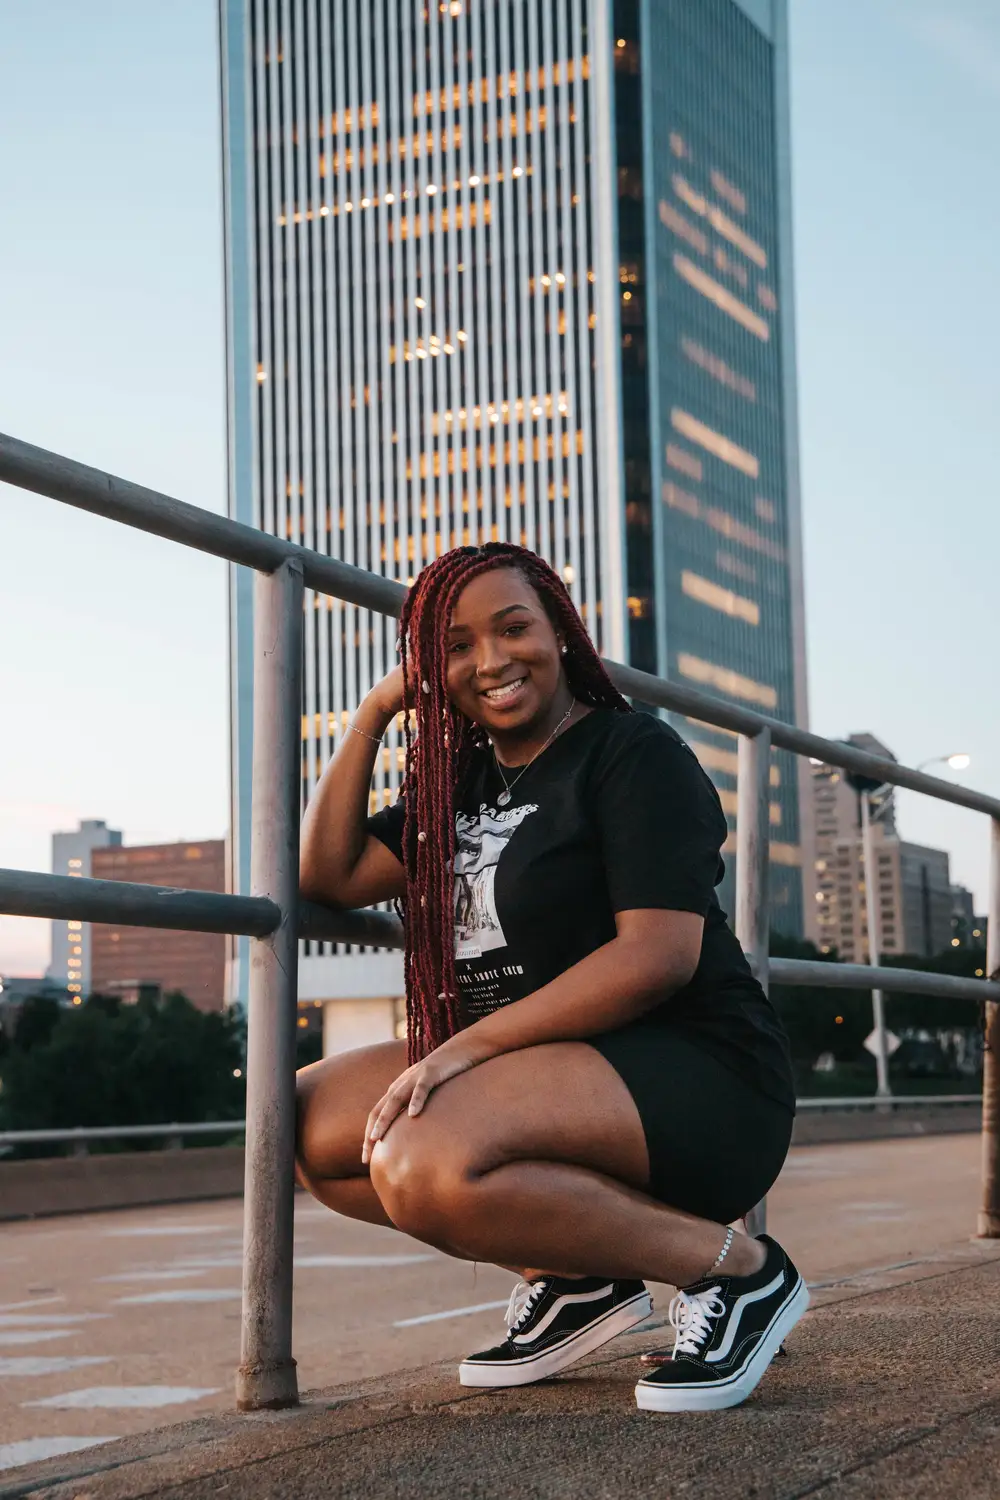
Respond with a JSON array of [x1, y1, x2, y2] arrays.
[[667, 1286, 727, 1359], [505, 1277, 552, 1337]]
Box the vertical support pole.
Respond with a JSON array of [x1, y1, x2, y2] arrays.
[[977, 816, 1000, 1238], [236, 559, 304, 1411], [860, 793, 891, 1099], [737, 728, 771, 1239]]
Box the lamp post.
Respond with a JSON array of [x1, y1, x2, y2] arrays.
[[842, 758, 893, 1098], [858, 789, 891, 1098], [916, 753, 971, 773]]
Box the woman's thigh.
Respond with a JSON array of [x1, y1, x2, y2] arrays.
[[296, 1038, 407, 1181], [371, 1040, 651, 1196], [592, 1024, 793, 1223]]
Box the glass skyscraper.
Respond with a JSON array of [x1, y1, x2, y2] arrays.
[[221, 0, 809, 1021]]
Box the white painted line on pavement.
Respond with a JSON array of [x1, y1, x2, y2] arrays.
[[103, 1224, 227, 1237], [0, 1436, 120, 1474], [163, 1253, 437, 1271], [0, 1313, 108, 1326], [0, 1330, 75, 1347], [113, 1288, 242, 1305], [24, 1385, 220, 1410], [0, 1356, 111, 1377], [394, 1300, 510, 1328], [0, 1296, 66, 1313], [95, 1269, 210, 1283], [294, 1254, 437, 1269]]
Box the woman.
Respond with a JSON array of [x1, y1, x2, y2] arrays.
[[296, 542, 807, 1413]]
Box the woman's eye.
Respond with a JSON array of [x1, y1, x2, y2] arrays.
[[504, 623, 528, 637], [448, 640, 469, 654]]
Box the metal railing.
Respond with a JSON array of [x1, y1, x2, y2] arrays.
[[1, 429, 998, 1411], [0, 1121, 245, 1148], [0, 1093, 982, 1150]]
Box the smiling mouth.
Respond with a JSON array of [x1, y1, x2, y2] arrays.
[[481, 676, 528, 703]]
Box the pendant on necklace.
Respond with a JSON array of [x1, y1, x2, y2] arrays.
[[497, 790, 511, 807]]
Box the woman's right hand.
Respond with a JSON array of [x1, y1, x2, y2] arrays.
[[366, 664, 405, 721]]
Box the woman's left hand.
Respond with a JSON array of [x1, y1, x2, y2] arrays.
[[361, 1037, 488, 1164]]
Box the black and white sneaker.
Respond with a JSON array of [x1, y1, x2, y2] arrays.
[[634, 1235, 808, 1413], [459, 1276, 652, 1387]]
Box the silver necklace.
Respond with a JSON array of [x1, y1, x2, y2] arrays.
[[492, 701, 576, 807]]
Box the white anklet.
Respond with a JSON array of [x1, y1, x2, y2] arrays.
[[706, 1226, 735, 1276]]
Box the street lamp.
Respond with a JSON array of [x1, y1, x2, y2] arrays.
[[841, 757, 893, 1098], [916, 753, 971, 773]]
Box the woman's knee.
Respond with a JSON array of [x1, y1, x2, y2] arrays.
[[294, 1065, 355, 1184], [368, 1119, 473, 1242], [294, 1040, 404, 1183]]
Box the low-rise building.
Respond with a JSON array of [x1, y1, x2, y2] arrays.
[[90, 841, 227, 1011]]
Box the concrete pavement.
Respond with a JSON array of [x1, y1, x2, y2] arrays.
[[3, 1247, 1000, 1498], [0, 1132, 995, 1492]]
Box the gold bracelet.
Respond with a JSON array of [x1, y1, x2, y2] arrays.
[[348, 721, 383, 745]]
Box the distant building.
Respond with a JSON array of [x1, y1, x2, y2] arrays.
[[811, 736, 954, 960], [221, 0, 811, 1046], [90, 841, 227, 1012], [950, 885, 987, 950], [899, 842, 953, 959], [49, 819, 122, 999]]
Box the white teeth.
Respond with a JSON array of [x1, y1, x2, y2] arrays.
[[484, 679, 526, 701]]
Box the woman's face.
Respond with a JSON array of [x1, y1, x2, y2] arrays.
[[445, 568, 564, 737]]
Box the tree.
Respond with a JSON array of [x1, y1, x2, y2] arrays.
[[768, 933, 986, 1093], [0, 991, 246, 1136]]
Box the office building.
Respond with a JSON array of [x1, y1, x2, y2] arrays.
[[899, 842, 953, 960], [812, 739, 955, 961], [90, 841, 227, 1012], [48, 819, 122, 999], [950, 885, 987, 951], [221, 0, 808, 1038]]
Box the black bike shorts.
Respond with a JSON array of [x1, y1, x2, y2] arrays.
[[589, 1021, 794, 1225]]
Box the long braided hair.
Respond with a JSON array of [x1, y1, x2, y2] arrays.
[[396, 542, 632, 1062]]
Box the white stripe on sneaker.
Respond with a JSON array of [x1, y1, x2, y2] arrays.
[[704, 1271, 784, 1364], [510, 1285, 613, 1345]]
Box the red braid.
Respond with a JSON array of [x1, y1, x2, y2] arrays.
[[396, 543, 631, 1062]]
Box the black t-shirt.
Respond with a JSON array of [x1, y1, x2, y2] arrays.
[[368, 707, 794, 1112]]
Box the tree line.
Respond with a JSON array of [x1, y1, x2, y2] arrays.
[[0, 939, 987, 1140]]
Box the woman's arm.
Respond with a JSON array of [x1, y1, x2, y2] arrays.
[[459, 907, 703, 1059], [300, 670, 407, 908], [362, 909, 702, 1155]]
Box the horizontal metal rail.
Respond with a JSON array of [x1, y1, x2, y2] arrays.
[[0, 868, 405, 950], [769, 956, 1000, 1004], [795, 1095, 981, 1111], [3, 431, 998, 819], [1, 869, 993, 999], [0, 1121, 245, 1146], [1, 1094, 982, 1146]]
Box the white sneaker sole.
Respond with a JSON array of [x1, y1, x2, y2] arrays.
[[459, 1291, 653, 1388], [634, 1277, 809, 1413]]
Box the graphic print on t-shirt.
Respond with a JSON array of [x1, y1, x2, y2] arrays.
[[453, 802, 537, 960]]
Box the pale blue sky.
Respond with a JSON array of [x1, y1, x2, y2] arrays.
[[2, 0, 998, 973]]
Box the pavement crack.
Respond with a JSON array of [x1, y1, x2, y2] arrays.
[[779, 1391, 1000, 1499]]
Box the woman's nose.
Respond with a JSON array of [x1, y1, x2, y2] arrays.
[[474, 641, 510, 678]]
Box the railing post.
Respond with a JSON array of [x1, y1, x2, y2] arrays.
[[860, 792, 891, 1098], [737, 727, 770, 1239], [977, 816, 1000, 1238], [236, 558, 304, 1410]]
